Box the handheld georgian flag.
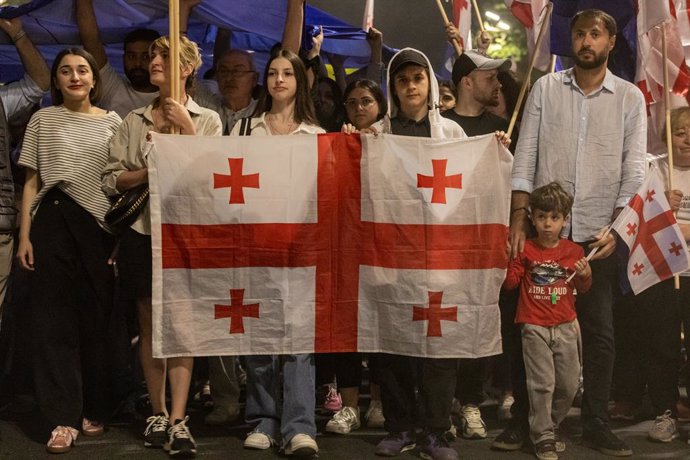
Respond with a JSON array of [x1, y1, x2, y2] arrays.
[[611, 167, 690, 294], [442, 0, 472, 77], [147, 132, 512, 358], [636, 0, 690, 154], [505, 0, 551, 72]]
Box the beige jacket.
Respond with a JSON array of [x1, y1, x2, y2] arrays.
[[102, 96, 222, 234]]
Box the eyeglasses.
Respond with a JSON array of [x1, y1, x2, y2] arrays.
[[216, 69, 256, 79], [344, 98, 376, 109]]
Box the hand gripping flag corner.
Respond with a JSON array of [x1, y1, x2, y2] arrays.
[[148, 132, 512, 359]]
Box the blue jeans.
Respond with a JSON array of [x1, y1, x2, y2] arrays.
[[245, 354, 316, 447]]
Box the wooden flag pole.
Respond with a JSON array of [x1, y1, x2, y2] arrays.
[[169, 0, 180, 133], [434, 0, 463, 56], [506, 2, 553, 139], [470, 0, 485, 32], [549, 54, 557, 73], [661, 26, 681, 289]]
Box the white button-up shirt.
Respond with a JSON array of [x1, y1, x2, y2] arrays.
[[512, 68, 647, 242]]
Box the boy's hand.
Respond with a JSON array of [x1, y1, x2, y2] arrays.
[[574, 257, 591, 279]]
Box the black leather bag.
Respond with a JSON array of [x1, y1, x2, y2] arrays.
[[105, 184, 149, 232]]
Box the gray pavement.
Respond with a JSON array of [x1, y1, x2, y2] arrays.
[[2, 400, 690, 459]]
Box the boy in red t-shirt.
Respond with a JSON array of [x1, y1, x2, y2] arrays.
[[503, 182, 592, 460]]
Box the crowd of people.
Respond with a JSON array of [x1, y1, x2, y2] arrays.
[[0, 1, 688, 460]]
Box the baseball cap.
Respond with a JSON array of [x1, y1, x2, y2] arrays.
[[389, 49, 429, 77], [452, 50, 511, 86]]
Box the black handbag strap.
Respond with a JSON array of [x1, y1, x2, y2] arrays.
[[239, 117, 253, 136]]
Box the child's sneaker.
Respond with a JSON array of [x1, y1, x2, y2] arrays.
[[535, 439, 558, 460], [165, 416, 197, 457]]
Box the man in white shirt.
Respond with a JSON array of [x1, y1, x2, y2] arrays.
[[506, 9, 646, 458]]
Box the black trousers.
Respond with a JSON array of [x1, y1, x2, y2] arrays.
[[613, 278, 688, 416], [500, 288, 529, 429], [378, 353, 420, 432], [421, 358, 458, 432], [315, 352, 363, 389], [31, 189, 114, 428], [577, 244, 618, 425], [378, 353, 457, 433], [454, 358, 487, 405]]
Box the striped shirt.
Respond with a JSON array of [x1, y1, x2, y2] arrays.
[[19, 105, 122, 224]]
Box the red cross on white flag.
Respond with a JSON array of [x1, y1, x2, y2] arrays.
[[636, 0, 690, 152], [611, 167, 690, 294], [147, 132, 511, 358]]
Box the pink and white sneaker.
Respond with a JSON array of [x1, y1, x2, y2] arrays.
[[323, 384, 342, 413]]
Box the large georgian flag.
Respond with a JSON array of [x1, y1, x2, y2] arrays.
[[147, 132, 512, 358], [611, 167, 690, 295]]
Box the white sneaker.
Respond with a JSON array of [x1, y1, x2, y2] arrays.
[[284, 433, 318, 456], [460, 404, 487, 439], [244, 431, 274, 450], [326, 406, 361, 434], [497, 395, 515, 421], [648, 410, 678, 443], [365, 400, 385, 428]]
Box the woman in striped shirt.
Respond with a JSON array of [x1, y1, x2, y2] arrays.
[[16, 48, 122, 454]]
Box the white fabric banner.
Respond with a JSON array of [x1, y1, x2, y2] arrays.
[[148, 132, 512, 358]]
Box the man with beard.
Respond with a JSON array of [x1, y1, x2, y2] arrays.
[[76, 0, 160, 118], [439, 49, 515, 443], [504, 9, 646, 457], [443, 50, 516, 152]]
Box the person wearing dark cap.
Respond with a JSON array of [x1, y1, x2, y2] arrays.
[[440, 49, 518, 443], [444, 50, 517, 151], [373, 47, 465, 460]]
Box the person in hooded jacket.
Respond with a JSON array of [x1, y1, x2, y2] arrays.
[[362, 47, 510, 460], [373, 48, 465, 460]]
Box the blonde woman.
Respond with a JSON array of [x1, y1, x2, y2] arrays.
[[102, 35, 221, 458]]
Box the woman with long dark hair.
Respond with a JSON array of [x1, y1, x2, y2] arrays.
[[17, 47, 121, 454], [230, 48, 324, 456]]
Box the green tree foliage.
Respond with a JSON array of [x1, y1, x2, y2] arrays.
[[475, 0, 527, 67]]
